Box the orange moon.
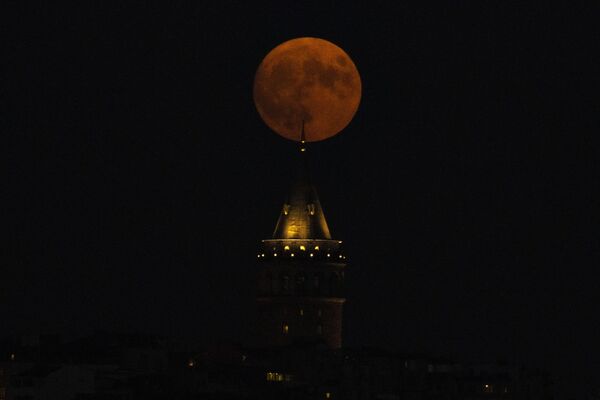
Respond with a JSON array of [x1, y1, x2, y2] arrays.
[[253, 37, 361, 142]]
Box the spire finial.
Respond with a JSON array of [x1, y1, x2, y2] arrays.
[[300, 120, 306, 152]]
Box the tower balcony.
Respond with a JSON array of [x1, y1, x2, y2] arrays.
[[257, 239, 346, 262]]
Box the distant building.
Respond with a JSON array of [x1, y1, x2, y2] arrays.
[[0, 332, 170, 400], [0, 334, 554, 399]]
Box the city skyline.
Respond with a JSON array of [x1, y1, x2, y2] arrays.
[[4, 3, 598, 398]]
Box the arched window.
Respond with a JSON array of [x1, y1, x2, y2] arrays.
[[265, 272, 273, 294], [295, 273, 306, 295], [282, 275, 290, 293], [329, 273, 337, 296], [329, 272, 342, 296], [313, 274, 321, 295], [272, 273, 280, 294], [282, 323, 289, 335]]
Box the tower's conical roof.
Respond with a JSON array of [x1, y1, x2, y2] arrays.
[[272, 140, 332, 240]]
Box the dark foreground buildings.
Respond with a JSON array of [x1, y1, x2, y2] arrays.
[[1, 143, 557, 399], [0, 332, 555, 399]]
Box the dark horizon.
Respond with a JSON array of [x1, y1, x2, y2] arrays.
[[4, 3, 598, 398]]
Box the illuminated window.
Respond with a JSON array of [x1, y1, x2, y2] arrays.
[[284, 245, 290, 251], [327, 253, 331, 257], [282, 323, 289, 334], [10, 354, 15, 361], [309, 253, 314, 257], [483, 384, 493, 393], [314, 245, 320, 250], [291, 253, 295, 257], [187, 359, 195, 368], [273, 253, 277, 257], [299, 309, 304, 316], [300, 245, 306, 251], [325, 392, 331, 398], [266, 372, 285, 382]]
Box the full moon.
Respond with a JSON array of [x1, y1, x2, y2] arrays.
[[254, 37, 361, 142]]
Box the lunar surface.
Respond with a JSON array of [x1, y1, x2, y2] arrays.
[[253, 37, 361, 142]]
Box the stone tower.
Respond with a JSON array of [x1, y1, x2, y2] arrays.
[[255, 138, 346, 349]]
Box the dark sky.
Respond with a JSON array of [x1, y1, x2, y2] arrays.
[[4, 2, 598, 398]]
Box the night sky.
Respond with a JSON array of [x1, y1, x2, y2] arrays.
[[4, 3, 598, 398]]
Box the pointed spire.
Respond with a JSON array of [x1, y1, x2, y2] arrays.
[[272, 122, 332, 240], [300, 119, 307, 153]]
